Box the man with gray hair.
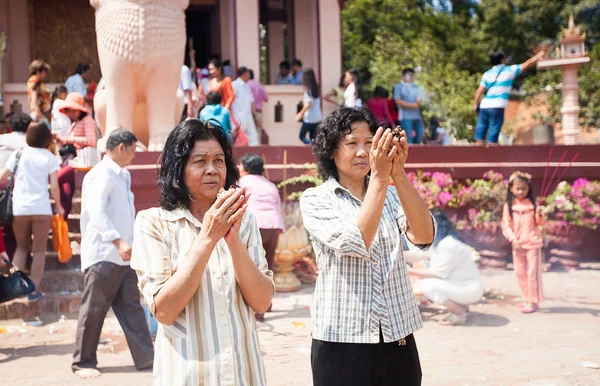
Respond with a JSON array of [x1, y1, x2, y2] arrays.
[[72, 128, 153, 379]]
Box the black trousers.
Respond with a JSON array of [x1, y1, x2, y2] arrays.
[[312, 333, 422, 386], [72, 262, 154, 371]]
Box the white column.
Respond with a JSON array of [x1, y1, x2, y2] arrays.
[[235, 0, 260, 79], [294, 0, 318, 70], [267, 21, 284, 84], [560, 64, 581, 145], [318, 0, 342, 116], [220, 0, 235, 67]]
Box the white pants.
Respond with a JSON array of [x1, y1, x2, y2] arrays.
[[234, 110, 259, 146], [420, 278, 484, 305]]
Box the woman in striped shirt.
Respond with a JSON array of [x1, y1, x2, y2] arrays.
[[58, 92, 98, 149], [131, 119, 274, 386], [300, 107, 435, 386]]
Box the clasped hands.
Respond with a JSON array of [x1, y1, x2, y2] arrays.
[[370, 127, 409, 182], [199, 187, 250, 245]]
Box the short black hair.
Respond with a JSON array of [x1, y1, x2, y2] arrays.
[[491, 51, 506, 66], [10, 113, 33, 133], [292, 59, 302, 68], [237, 66, 249, 78], [249, 69, 255, 80], [403, 68, 415, 76], [26, 122, 53, 148], [74, 63, 91, 75], [106, 128, 137, 151], [240, 153, 264, 175], [373, 86, 388, 98], [313, 107, 378, 180], [206, 91, 222, 105], [279, 60, 291, 70], [158, 119, 239, 211]]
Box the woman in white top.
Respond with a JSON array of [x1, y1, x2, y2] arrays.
[[0, 122, 64, 301], [50, 86, 71, 138], [296, 69, 323, 144], [407, 209, 484, 325], [343, 68, 363, 108]]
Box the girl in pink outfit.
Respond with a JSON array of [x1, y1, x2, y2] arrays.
[[502, 171, 545, 313]]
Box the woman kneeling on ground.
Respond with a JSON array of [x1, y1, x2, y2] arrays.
[[406, 209, 484, 326]]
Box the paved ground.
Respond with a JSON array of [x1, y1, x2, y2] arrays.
[[1, 268, 599, 386]]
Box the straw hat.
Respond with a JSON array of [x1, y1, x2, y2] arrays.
[[59, 92, 89, 114]]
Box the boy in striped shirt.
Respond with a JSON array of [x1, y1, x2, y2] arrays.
[[473, 50, 545, 145]]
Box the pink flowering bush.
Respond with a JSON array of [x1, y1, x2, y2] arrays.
[[541, 178, 600, 230], [406, 171, 462, 209], [453, 170, 508, 230]]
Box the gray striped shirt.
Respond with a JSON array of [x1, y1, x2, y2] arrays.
[[131, 207, 272, 386], [300, 178, 435, 344]]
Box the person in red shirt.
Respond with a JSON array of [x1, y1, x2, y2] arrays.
[[367, 86, 394, 128]]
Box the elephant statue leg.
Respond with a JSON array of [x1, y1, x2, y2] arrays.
[[96, 43, 137, 146], [145, 55, 183, 152]]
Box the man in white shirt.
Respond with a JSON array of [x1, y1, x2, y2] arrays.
[[0, 113, 31, 169], [72, 128, 153, 379], [232, 67, 259, 146], [65, 63, 92, 98]]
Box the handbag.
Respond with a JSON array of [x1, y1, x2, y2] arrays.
[[51, 214, 73, 263], [0, 260, 36, 304], [476, 66, 506, 113], [0, 149, 23, 225]]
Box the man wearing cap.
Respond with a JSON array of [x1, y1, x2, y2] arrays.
[[72, 128, 154, 379]]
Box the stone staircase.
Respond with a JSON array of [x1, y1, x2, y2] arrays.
[[0, 196, 85, 320]]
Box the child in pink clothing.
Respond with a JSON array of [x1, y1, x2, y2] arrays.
[[502, 171, 545, 313]]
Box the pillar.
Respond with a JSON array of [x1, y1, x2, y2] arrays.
[[0, 0, 31, 83], [220, 0, 236, 67], [560, 64, 581, 145], [294, 0, 318, 71], [318, 0, 342, 116], [235, 0, 260, 79]]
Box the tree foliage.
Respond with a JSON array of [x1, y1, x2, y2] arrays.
[[342, 0, 600, 140]]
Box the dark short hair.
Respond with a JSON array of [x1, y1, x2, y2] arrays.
[[240, 153, 264, 175], [292, 59, 302, 68], [29, 59, 50, 76], [158, 119, 239, 211], [279, 61, 291, 70], [106, 128, 137, 151], [491, 51, 506, 66], [373, 86, 388, 98], [74, 63, 91, 75], [206, 91, 222, 105], [249, 69, 255, 80], [313, 107, 378, 180], [403, 68, 415, 76], [10, 113, 33, 133], [237, 66, 249, 78], [25, 122, 53, 148]]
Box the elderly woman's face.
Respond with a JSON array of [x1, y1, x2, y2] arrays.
[[184, 139, 227, 203], [332, 121, 373, 182]]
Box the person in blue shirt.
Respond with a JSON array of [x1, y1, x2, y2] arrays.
[[473, 50, 545, 145], [199, 92, 233, 138], [394, 68, 424, 144], [291, 59, 304, 85], [275, 60, 293, 85]]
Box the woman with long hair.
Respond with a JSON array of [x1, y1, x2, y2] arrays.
[[296, 69, 323, 144], [343, 68, 362, 108]]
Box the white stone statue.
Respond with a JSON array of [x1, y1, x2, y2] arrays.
[[91, 0, 189, 151]]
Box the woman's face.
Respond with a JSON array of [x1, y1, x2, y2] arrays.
[[344, 71, 353, 86], [39, 69, 48, 82], [510, 179, 530, 200], [58, 91, 68, 100], [332, 121, 373, 182], [184, 139, 228, 204], [63, 108, 80, 122], [208, 63, 220, 78]]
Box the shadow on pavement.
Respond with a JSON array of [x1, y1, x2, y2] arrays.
[[538, 307, 600, 316], [0, 342, 74, 363], [101, 365, 151, 374], [422, 311, 510, 327]]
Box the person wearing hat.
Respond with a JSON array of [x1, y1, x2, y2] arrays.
[[58, 92, 98, 149]]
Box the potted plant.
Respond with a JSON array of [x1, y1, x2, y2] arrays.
[[453, 171, 510, 269], [541, 179, 600, 268]]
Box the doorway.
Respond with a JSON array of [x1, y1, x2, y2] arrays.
[[186, 6, 220, 69]]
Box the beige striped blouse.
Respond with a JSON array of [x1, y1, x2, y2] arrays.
[[131, 207, 273, 386]]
